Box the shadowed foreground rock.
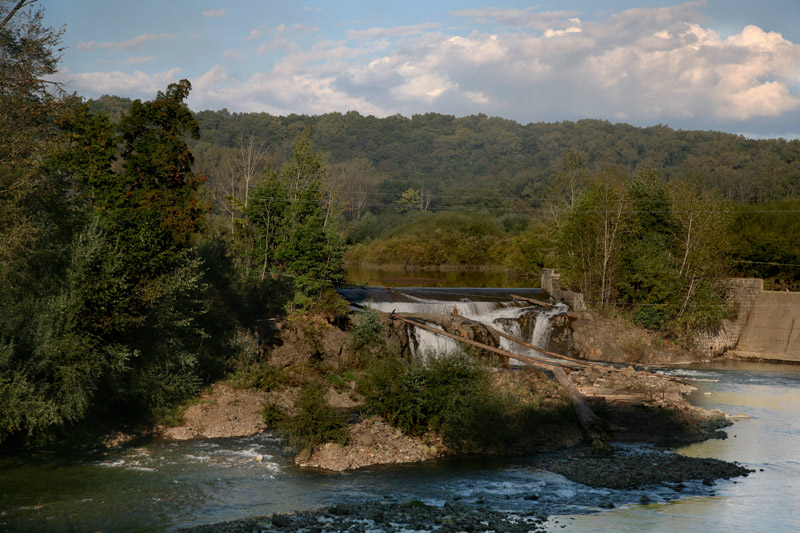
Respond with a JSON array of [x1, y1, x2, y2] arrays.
[[180, 500, 548, 532], [534, 448, 753, 490]]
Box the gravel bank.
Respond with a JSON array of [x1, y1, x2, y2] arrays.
[[180, 500, 548, 532], [533, 447, 753, 490], [180, 446, 752, 532]]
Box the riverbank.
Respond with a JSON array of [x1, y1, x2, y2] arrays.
[[180, 447, 752, 533], [149, 361, 732, 472]]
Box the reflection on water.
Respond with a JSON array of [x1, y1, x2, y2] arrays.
[[345, 265, 538, 288], [551, 361, 800, 532]]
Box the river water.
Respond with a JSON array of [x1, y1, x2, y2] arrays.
[[3, 360, 797, 532], [2, 279, 800, 531]]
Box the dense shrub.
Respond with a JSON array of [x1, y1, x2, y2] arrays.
[[358, 350, 517, 451], [279, 382, 349, 452], [347, 311, 388, 367]]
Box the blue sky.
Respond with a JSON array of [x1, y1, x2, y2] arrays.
[[40, 0, 800, 138]]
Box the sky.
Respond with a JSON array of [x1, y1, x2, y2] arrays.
[[39, 0, 800, 139]]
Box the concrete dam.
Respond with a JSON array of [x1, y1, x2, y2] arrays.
[[735, 291, 800, 362]]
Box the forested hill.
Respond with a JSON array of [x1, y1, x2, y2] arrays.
[[90, 96, 800, 208]]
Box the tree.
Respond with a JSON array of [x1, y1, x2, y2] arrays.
[[245, 130, 344, 302], [112, 79, 208, 242], [554, 167, 630, 309], [0, 0, 63, 286]]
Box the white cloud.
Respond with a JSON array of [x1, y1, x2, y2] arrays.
[[63, 2, 800, 130], [55, 67, 183, 96], [451, 8, 580, 31], [346, 23, 441, 40], [126, 55, 155, 65], [247, 23, 318, 40], [202, 9, 225, 18], [188, 67, 386, 116], [76, 33, 174, 52], [221, 49, 243, 60]]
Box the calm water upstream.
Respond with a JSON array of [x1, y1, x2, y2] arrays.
[[2, 360, 798, 532]]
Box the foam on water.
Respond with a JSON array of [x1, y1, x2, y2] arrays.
[[363, 291, 568, 364]]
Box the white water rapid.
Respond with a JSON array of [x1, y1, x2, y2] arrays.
[[360, 289, 569, 365]]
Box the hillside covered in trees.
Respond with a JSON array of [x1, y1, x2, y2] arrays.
[[91, 96, 800, 212], [89, 95, 800, 294]]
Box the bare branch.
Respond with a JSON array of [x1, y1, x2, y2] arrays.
[[0, 0, 34, 30]]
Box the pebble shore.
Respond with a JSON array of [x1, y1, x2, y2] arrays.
[[180, 446, 753, 532]]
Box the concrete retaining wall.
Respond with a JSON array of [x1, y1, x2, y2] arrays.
[[734, 291, 800, 362], [541, 269, 587, 311], [695, 278, 763, 356]]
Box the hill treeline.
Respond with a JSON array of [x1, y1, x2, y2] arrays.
[[90, 97, 800, 211], [91, 96, 800, 294]]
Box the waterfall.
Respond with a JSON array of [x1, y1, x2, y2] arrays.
[[356, 288, 567, 365]]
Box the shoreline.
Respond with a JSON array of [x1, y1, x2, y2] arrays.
[[179, 445, 753, 533]]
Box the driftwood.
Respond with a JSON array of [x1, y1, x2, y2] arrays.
[[450, 309, 591, 367], [373, 308, 580, 370], [369, 307, 613, 455], [510, 294, 553, 307], [551, 367, 613, 456]]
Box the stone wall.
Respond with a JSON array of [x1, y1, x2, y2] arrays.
[[541, 268, 587, 311], [695, 278, 763, 356]]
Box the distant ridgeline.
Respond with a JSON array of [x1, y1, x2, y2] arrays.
[[89, 96, 800, 209]]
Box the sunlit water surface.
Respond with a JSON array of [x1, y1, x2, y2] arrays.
[[548, 361, 800, 532]]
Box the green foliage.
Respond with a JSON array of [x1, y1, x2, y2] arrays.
[[227, 362, 284, 392], [261, 402, 286, 428], [358, 350, 517, 451], [190, 110, 800, 213], [0, 40, 254, 443], [278, 382, 349, 452], [350, 211, 514, 267], [551, 167, 630, 308], [730, 198, 800, 289], [242, 130, 345, 303], [347, 311, 388, 367], [549, 164, 731, 333]]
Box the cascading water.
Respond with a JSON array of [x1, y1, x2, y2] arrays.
[[348, 287, 569, 365]]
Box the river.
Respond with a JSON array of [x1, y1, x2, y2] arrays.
[[2, 361, 798, 531]]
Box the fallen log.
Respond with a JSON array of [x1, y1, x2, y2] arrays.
[[367, 307, 613, 455], [510, 294, 553, 307], [373, 308, 580, 370], [552, 367, 613, 456], [450, 309, 590, 367]]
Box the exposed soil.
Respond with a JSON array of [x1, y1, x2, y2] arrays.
[[164, 306, 756, 533], [159, 384, 268, 440], [294, 415, 444, 471], [571, 309, 704, 365]]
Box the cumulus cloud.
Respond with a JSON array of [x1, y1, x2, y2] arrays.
[[55, 67, 183, 96], [66, 2, 800, 131], [187, 66, 386, 116], [202, 9, 225, 18]]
